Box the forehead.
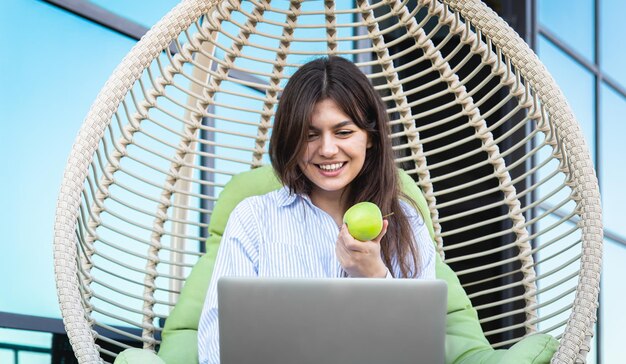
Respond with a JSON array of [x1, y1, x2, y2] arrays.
[[309, 99, 353, 128]]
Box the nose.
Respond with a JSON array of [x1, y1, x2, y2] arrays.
[[319, 134, 339, 157]]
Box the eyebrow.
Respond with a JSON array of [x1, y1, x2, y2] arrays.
[[308, 120, 355, 131]]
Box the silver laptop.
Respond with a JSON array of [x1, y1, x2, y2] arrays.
[[218, 277, 447, 364]]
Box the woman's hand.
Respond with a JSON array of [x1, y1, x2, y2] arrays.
[[336, 219, 389, 278]]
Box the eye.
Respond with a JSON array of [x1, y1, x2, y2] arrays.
[[336, 130, 354, 137], [307, 132, 319, 140]]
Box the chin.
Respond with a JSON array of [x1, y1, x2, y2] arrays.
[[315, 181, 351, 194]]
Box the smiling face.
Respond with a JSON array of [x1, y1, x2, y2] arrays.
[[298, 98, 371, 202]]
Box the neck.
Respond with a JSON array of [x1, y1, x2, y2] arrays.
[[310, 188, 350, 226]]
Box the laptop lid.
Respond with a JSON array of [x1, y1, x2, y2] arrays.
[[218, 277, 447, 364]]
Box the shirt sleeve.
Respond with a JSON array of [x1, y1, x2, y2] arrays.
[[198, 200, 260, 364]]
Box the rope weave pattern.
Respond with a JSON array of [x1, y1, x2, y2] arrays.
[[367, 0, 445, 253], [53, 1, 602, 362], [443, 2, 602, 362]]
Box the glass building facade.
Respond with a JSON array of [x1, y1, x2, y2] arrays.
[[0, 0, 623, 362], [536, 0, 626, 362]]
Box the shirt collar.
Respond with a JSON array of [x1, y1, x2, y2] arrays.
[[276, 186, 300, 207], [276, 185, 318, 208]]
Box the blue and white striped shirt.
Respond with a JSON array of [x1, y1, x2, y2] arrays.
[[197, 187, 436, 364]]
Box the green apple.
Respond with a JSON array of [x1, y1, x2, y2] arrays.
[[343, 202, 383, 241]]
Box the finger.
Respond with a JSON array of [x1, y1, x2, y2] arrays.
[[337, 223, 359, 246], [336, 225, 357, 255], [339, 223, 351, 240], [344, 240, 368, 253], [335, 235, 357, 269], [343, 230, 371, 253], [338, 225, 356, 248], [373, 219, 389, 244]]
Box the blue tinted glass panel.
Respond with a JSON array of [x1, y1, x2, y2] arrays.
[[599, 81, 626, 363], [601, 241, 626, 362], [600, 0, 626, 86], [17, 352, 50, 364], [538, 0, 594, 61], [0, 328, 51, 364], [537, 36, 595, 161], [88, 0, 182, 30], [0, 351, 12, 364], [600, 84, 626, 233], [0, 1, 139, 318], [0, 329, 50, 350]]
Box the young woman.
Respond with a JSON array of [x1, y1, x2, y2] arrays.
[[197, 56, 435, 364]]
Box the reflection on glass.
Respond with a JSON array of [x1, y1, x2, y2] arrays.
[[88, 0, 182, 30], [538, 0, 594, 61], [601, 241, 626, 362], [600, 0, 626, 87], [0, 328, 51, 364], [0, 1, 138, 319], [0, 351, 11, 364], [17, 352, 50, 364], [0, 328, 50, 350], [600, 84, 626, 235]]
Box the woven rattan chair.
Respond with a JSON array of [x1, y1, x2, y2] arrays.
[[53, 0, 603, 363]]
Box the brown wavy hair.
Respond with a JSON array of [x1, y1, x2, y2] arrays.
[[269, 56, 419, 278]]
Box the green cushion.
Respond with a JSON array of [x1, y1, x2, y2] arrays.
[[458, 333, 559, 364], [114, 348, 165, 364], [157, 329, 199, 364], [157, 166, 282, 363], [154, 165, 557, 364]]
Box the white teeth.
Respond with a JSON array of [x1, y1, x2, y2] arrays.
[[319, 163, 343, 171]]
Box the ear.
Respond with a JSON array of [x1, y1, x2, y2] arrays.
[[366, 134, 373, 149]]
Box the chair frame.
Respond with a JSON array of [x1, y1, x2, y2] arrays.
[[53, 0, 602, 363]]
